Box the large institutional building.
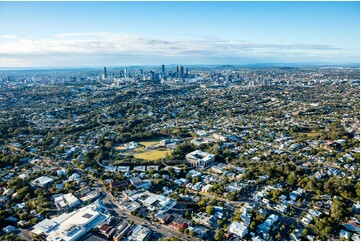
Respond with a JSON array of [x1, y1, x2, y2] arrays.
[[185, 150, 215, 168], [31, 201, 109, 241]]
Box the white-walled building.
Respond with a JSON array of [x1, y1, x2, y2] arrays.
[[186, 150, 215, 168], [127, 225, 151, 241], [229, 221, 248, 238], [31, 176, 54, 187], [53, 193, 80, 210], [31, 201, 109, 241]]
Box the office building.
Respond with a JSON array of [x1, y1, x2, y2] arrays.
[[103, 67, 107, 79], [176, 65, 180, 78], [180, 66, 184, 79]]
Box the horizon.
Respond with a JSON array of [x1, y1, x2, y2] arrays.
[[0, 61, 360, 71], [0, 1, 359, 67]]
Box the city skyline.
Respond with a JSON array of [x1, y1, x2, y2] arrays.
[[0, 1, 359, 67]]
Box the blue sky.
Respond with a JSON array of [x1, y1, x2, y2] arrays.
[[0, 1, 359, 67]]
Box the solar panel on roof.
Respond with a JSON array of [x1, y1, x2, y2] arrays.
[[82, 213, 93, 219]]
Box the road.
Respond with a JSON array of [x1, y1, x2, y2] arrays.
[[74, 166, 199, 241], [18, 229, 34, 241], [100, 186, 198, 241]]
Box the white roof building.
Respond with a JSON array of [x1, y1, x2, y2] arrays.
[[2, 225, 16, 234], [339, 229, 351, 240], [2, 188, 15, 196], [229, 221, 248, 238], [201, 184, 214, 193], [127, 225, 151, 241], [56, 169, 66, 176], [118, 166, 130, 172], [19, 173, 29, 179], [140, 192, 176, 214], [264, 214, 279, 227], [186, 150, 215, 168], [68, 173, 81, 182], [31, 176, 54, 187], [32, 202, 109, 241], [54, 193, 80, 210]]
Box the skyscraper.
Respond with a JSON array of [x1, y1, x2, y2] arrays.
[[162, 64, 165, 73], [176, 65, 180, 79], [103, 67, 107, 79], [186, 68, 189, 78], [180, 66, 184, 79]]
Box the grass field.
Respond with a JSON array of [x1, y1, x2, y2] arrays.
[[139, 140, 161, 147], [115, 138, 167, 160], [299, 131, 320, 138], [133, 149, 170, 160]]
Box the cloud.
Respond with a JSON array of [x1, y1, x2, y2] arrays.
[[0, 35, 17, 39], [54, 32, 110, 38], [0, 32, 358, 66]]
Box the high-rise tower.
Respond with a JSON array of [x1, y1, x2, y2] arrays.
[[103, 67, 107, 79], [180, 66, 184, 79], [176, 65, 180, 79]]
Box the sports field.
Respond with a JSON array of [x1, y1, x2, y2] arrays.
[[139, 140, 160, 146], [133, 149, 170, 160], [118, 138, 170, 160], [298, 131, 320, 138]]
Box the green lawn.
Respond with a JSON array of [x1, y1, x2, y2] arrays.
[[133, 149, 170, 160]]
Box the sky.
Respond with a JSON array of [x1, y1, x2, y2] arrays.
[[0, 1, 359, 67]]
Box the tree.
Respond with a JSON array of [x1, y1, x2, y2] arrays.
[[287, 172, 297, 186], [15, 186, 30, 200], [105, 141, 112, 149], [185, 210, 190, 218], [226, 191, 238, 201], [302, 228, 309, 237], [214, 229, 224, 241], [313, 217, 332, 239], [331, 198, 345, 220], [19, 212, 29, 220], [148, 169, 155, 177], [250, 221, 256, 231], [206, 205, 214, 215], [198, 199, 207, 209], [192, 176, 200, 184], [170, 237, 180, 241]]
